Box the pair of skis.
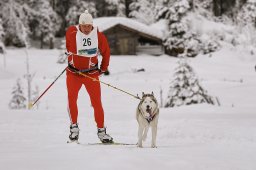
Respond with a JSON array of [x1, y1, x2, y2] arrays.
[[67, 140, 135, 146]]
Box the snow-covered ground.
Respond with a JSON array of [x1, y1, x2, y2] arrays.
[[0, 47, 256, 170]]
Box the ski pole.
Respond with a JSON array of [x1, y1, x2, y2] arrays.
[[29, 66, 67, 109]]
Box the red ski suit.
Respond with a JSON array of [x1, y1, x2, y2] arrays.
[[65, 25, 110, 128]]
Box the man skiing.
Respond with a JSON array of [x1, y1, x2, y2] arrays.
[[65, 10, 113, 143]]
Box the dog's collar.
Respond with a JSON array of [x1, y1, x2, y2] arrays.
[[139, 107, 156, 123], [146, 115, 156, 123]]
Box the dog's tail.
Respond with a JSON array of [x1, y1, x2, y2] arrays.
[[142, 126, 149, 141]]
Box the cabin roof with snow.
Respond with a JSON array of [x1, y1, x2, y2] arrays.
[[93, 17, 165, 55], [94, 17, 164, 41]]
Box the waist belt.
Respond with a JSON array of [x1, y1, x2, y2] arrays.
[[68, 63, 99, 73]]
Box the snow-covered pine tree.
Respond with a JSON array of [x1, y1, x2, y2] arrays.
[[191, 0, 213, 17], [0, 18, 5, 53], [95, 0, 125, 17], [201, 38, 220, 54], [66, 1, 97, 26], [0, 0, 30, 47], [50, 0, 72, 36], [157, 0, 200, 57], [237, 1, 256, 26], [106, 0, 125, 17], [129, 0, 156, 25], [165, 58, 214, 107], [9, 78, 27, 109], [193, 0, 212, 10], [236, 1, 256, 47], [25, 0, 60, 49], [0, 0, 59, 48]]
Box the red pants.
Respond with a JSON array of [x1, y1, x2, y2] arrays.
[[66, 72, 104, 128]]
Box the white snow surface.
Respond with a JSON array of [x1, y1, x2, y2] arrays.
[[0, 46, 256, 170], [94, 17, 163, 39]]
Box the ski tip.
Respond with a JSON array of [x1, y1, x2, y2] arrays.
[[67, 140, 80, 144], [101, 140, 114, 144]]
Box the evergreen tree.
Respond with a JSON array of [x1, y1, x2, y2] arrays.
[[106, 0, 125, 17], [165, 58, 214, 107], [0, 18, 4, 40], [129, 0, 156, 25], [95, 0, 125, 17], [124, 0, 133, 17], [213, 0, 237, 17], [25, 0, 60, 49], [66, 1, 97, 26], [192, 0, 213, 16], [0, 0, 59, 48], [237, 1, 256, 27], [0, 0, 29, 47], [9, 78, 27, 109], [50, 0, 72, 37], [201, 39, 220, 54], [157, 0, 200, 57], [0, 18, 5, 53], [236, 1, 256, 47]]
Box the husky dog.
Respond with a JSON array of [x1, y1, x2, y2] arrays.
[[136, 92, 159, 148]]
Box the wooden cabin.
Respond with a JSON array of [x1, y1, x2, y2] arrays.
[[94, 17, 164, 56]]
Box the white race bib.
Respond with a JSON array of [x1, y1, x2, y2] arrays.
[[76, 26, 98, 57]]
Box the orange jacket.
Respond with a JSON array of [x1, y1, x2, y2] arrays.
[[66, 25, 110, 72]]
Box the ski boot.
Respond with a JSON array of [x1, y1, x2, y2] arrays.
[[68, 123, 80, 143], [97, 127, 113, 143]]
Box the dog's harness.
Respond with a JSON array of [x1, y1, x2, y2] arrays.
[[138, 107, 157, 124], [146, 114, 156, 123]]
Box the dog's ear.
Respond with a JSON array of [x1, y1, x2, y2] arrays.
[[142, 92, 145, 97], [151, 91, 154, 96]]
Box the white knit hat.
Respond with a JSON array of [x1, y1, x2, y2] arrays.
[[79, 10, 93, 25]]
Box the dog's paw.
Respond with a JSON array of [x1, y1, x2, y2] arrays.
[[151, 144, 157, 148], [137, 143, 143, 148]]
